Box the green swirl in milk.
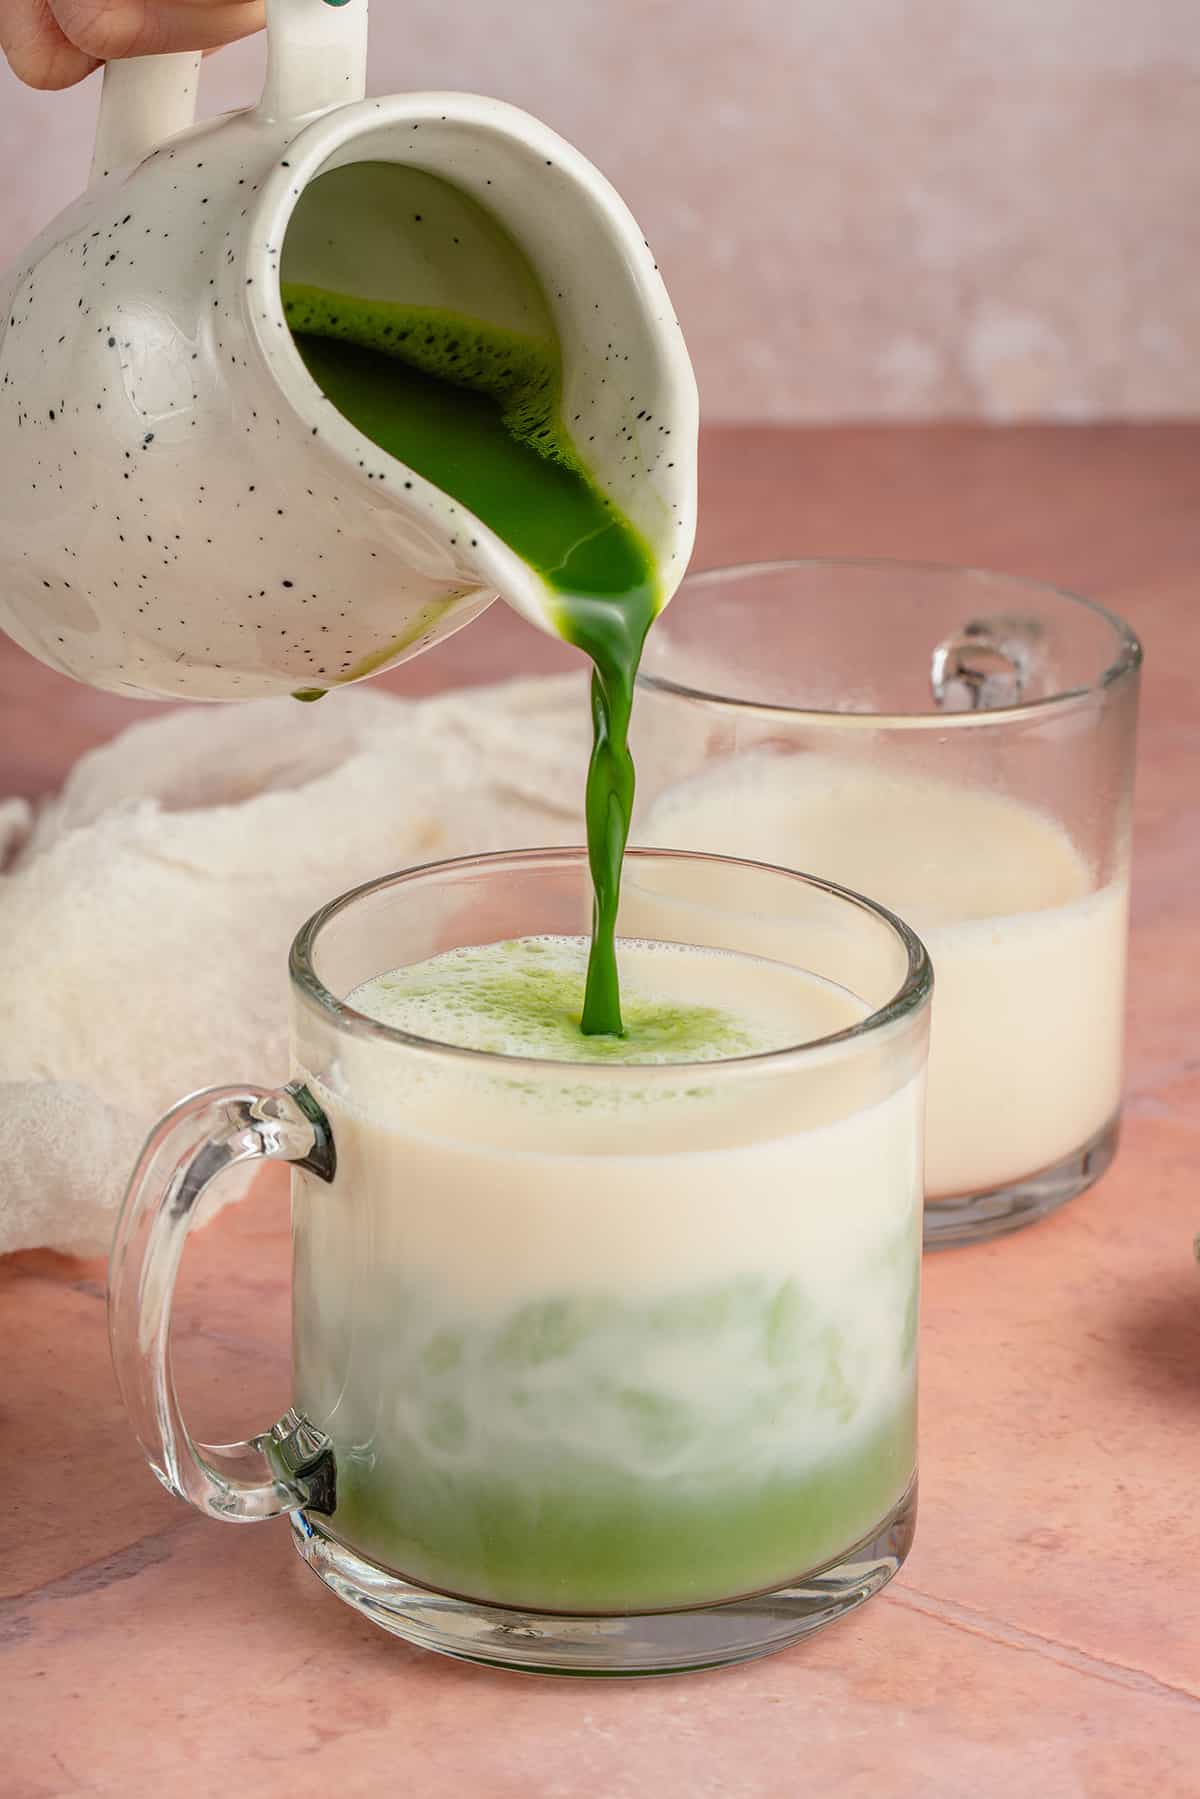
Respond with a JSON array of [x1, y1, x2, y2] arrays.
[[351, 937, 770, 1064]]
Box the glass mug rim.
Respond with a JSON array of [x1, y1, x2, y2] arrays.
[[288, 845, 932, 1079], [636, 556, 1143, 730]]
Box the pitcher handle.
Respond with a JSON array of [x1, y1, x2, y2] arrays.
[[91, 53, 202, 182], [259, 0, 369, 122], [90, 0, 369, 181], [108, 1083, 337, 1523]]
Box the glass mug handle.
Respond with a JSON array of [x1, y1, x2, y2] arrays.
[[108, 1083, 337, 1522]]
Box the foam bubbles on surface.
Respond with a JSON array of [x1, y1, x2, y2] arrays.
[[348, 935, 865, 1065]]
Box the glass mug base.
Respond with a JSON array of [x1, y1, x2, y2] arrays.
[[288, 1479, 917, 1677], [923, 1114, 1120, 1250]]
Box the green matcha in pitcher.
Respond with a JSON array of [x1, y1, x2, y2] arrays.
[[283, 280, 655, 1036]]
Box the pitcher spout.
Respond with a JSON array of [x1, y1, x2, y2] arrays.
[[255, 91, 699, 636]]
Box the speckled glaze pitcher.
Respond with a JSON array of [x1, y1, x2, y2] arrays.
[[0, 0, 697, 700]]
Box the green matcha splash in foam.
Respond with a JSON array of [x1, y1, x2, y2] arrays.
[[355, 936, 765, 1065], [283, 281, 659, 1040]]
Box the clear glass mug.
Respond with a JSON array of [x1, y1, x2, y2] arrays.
[[634, 561, 1141, 1247], [109, 847, 930, 1677]]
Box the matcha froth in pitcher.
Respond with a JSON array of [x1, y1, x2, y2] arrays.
[[283, 282, 659, 1039]]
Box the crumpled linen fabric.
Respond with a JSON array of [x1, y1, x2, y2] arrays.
[[0, 675, 587, 1255]]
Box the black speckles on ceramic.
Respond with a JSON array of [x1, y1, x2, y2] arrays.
[[0, 89, 697, 701]]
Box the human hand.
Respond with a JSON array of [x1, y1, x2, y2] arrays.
[[2, 0, 264, 90]]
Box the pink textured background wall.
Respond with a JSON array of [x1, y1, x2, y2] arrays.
[[2, 0, 1196, 420]]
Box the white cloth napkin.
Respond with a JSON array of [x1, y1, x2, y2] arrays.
[[0, 675, 587, 1255]]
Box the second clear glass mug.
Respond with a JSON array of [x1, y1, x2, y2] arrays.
[[634, 561, 1142, 1248], [108, 847, 930, 1677]]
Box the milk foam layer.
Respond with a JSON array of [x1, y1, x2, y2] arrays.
[[640, 752, 1128, 1196], [292, 934, 923, 1609], [347, 933, 867, 1063]]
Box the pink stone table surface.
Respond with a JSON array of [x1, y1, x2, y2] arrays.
[[3, 426, 1198, 1796]]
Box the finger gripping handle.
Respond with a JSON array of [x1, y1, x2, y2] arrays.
[[108, 1083, 336, 1523]]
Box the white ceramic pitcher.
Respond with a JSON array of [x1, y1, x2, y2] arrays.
[[0, 0, 698, 700]]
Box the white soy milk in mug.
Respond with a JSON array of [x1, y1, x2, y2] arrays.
[[641, 753, 1128, 1200]]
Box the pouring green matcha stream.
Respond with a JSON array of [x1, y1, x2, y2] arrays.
[[283, 283, 660, 1037]]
